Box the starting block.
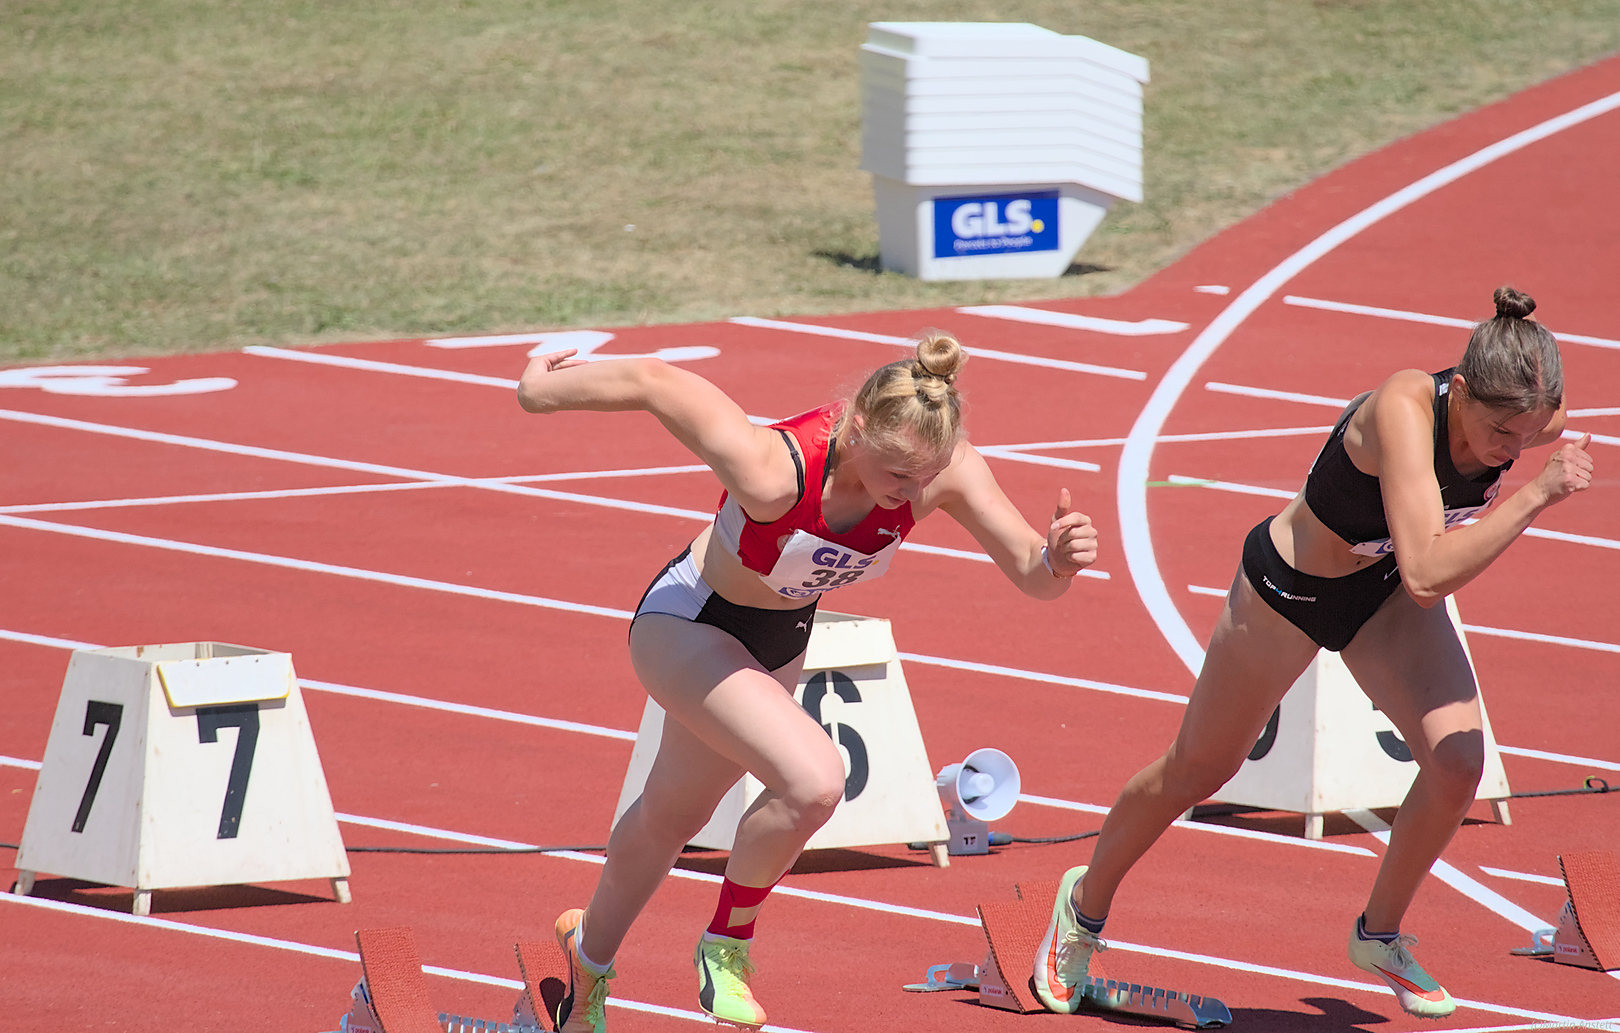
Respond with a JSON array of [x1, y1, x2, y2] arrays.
[[905, 880, 1230, 1028], [334, 927, 566, 1033], [1511, 850, 1620, 971]]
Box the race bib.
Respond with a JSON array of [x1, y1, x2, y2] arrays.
[[1349, 499, 1494, 557], [759, 530, 902, 599]]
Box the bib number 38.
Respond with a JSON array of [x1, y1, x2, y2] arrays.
[[799, 545, 877, 591]]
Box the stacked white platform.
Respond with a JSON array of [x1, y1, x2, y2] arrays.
[[857, 22, 1149, 280]]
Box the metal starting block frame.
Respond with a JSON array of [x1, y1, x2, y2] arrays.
[[1509, 850, 1620, 971], [338, 979, 544, 1033], [331, 928, 567, 1033], [905, 880, 1230, 1028], [1082, 976, 1233, 1028]]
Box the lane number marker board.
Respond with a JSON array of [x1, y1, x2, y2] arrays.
[[13, 642, 350, 914]]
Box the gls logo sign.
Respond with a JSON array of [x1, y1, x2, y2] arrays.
[[934, 190, 1059, 258]]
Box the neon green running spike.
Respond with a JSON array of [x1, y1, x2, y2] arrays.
[[555, 909, 615, 1033], [694, 934, 767, 1028], [1347, 921, 1455, 1019]]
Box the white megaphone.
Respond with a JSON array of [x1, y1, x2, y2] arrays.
[[935, 748, 1020, 855]]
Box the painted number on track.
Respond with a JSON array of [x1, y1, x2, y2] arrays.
[[0, 366, 237, 396]]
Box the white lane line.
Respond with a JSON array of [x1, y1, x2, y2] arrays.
[[991, 425, 1334, 453], [1, 755, 42, 770], [1166, 473, 1295, 499], [975, 445, 1102, 472], [956, 305, 1190, 336], [1347, 811, 1620, 988], [0, 465, 714, 517], [1103, 932, 1604, 1026], [0, 481, 448, 515], [899, 651, 1189, 705], [298, 810, 1620, 1023], [1344, 809, 1550, 933], [243, 345, 522, 388], [6, 625, 1613, 772], [1205, 381, 1349, 408], [1437, 1023, 1620, 1033], [1498, 745, 1620, 773], [728, 315, 1148, 380], [0, 408, 1017, 569], [1203, 383, 1620, 449], [303, 678, 637, 742], [1284, 295, 1620, 350], [1479, 865, 1564, 887], [1018, 792, 1376, 856], [1464, 623, 1620, 655], [1165, 473, 1620, 554], [0, 893, 820, 1032], [244, 346, 774, 425], [1188, 584, 1227, 597], [0, 515, 639, 621], [0, 407, 711, 520]]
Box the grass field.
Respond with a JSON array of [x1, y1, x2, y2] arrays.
[[4, 0, 1619, 362]]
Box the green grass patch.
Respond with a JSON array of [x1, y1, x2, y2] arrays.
[[3, 0, 1618, 360]]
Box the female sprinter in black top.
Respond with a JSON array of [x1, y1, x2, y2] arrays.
[[1033, 287, 1593, 1019]]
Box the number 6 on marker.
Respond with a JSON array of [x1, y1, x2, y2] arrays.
[[196, 704, 261, 839]]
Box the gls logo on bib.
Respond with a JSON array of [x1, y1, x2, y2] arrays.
[[933, 191, 1060, 258]]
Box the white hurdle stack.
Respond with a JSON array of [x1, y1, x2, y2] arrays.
[[860, 22, 1150, 280]]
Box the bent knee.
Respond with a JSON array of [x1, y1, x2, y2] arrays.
[[1424, 731, 1486, 796], [1164, 748, 1251, 804], [768, 753, 847, 832]]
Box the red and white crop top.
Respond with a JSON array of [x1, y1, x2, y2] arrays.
[[714, 404, 916, 599]]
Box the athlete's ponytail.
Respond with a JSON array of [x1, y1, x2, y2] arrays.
[[849, 329, 967, 460]]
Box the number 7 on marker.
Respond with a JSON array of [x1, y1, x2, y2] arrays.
[[197, 704, 261, 840], [71, 700, 124, 833]]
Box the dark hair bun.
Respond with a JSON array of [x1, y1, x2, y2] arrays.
[[1494, 286, 1536, 320]]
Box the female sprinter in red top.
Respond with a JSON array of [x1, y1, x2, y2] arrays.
[[1033, 286, 1593, 1020], [517, 329, 1097, 1032]]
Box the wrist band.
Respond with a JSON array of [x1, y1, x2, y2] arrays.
[[1042, 544, 1078, 579]]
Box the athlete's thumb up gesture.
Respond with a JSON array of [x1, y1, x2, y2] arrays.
[[1046, 488, 1098, 576], [1536, 432, 1594, 506], [517, 348, 587, 413]]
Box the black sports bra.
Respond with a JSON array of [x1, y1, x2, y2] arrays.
[[1303, 369, 1508, 558]]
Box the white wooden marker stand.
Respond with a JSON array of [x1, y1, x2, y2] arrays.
[[1211, 598, 1511, 839], [614, 611, 952, 865], [13, 642, 351, 915]]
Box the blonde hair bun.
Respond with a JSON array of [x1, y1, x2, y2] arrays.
[[848, 328, 969, 461], [914, 329, 967, 382]]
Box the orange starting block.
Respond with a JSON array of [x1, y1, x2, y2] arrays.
[[905, 880, 1230, 1028], [1512, 850, 1620, 971], [334, 927, 566, 1033]]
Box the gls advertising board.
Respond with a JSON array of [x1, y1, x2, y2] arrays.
[[933, 191, 1060, 259]]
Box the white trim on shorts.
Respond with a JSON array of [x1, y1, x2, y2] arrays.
[[635, 549, 713, 622]]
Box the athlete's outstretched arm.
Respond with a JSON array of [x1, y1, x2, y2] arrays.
[[517, 350, 799, 518], [1372, 373, 1592, 605], [928, 444, 1098, 600]]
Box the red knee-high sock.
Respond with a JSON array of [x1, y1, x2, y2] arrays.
[[706, 877, 777, 940]]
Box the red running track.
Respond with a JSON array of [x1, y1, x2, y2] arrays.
[[4, 54, 1620, 1033]]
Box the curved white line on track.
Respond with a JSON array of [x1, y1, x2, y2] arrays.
[[1120, 88, 1620, 674]]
